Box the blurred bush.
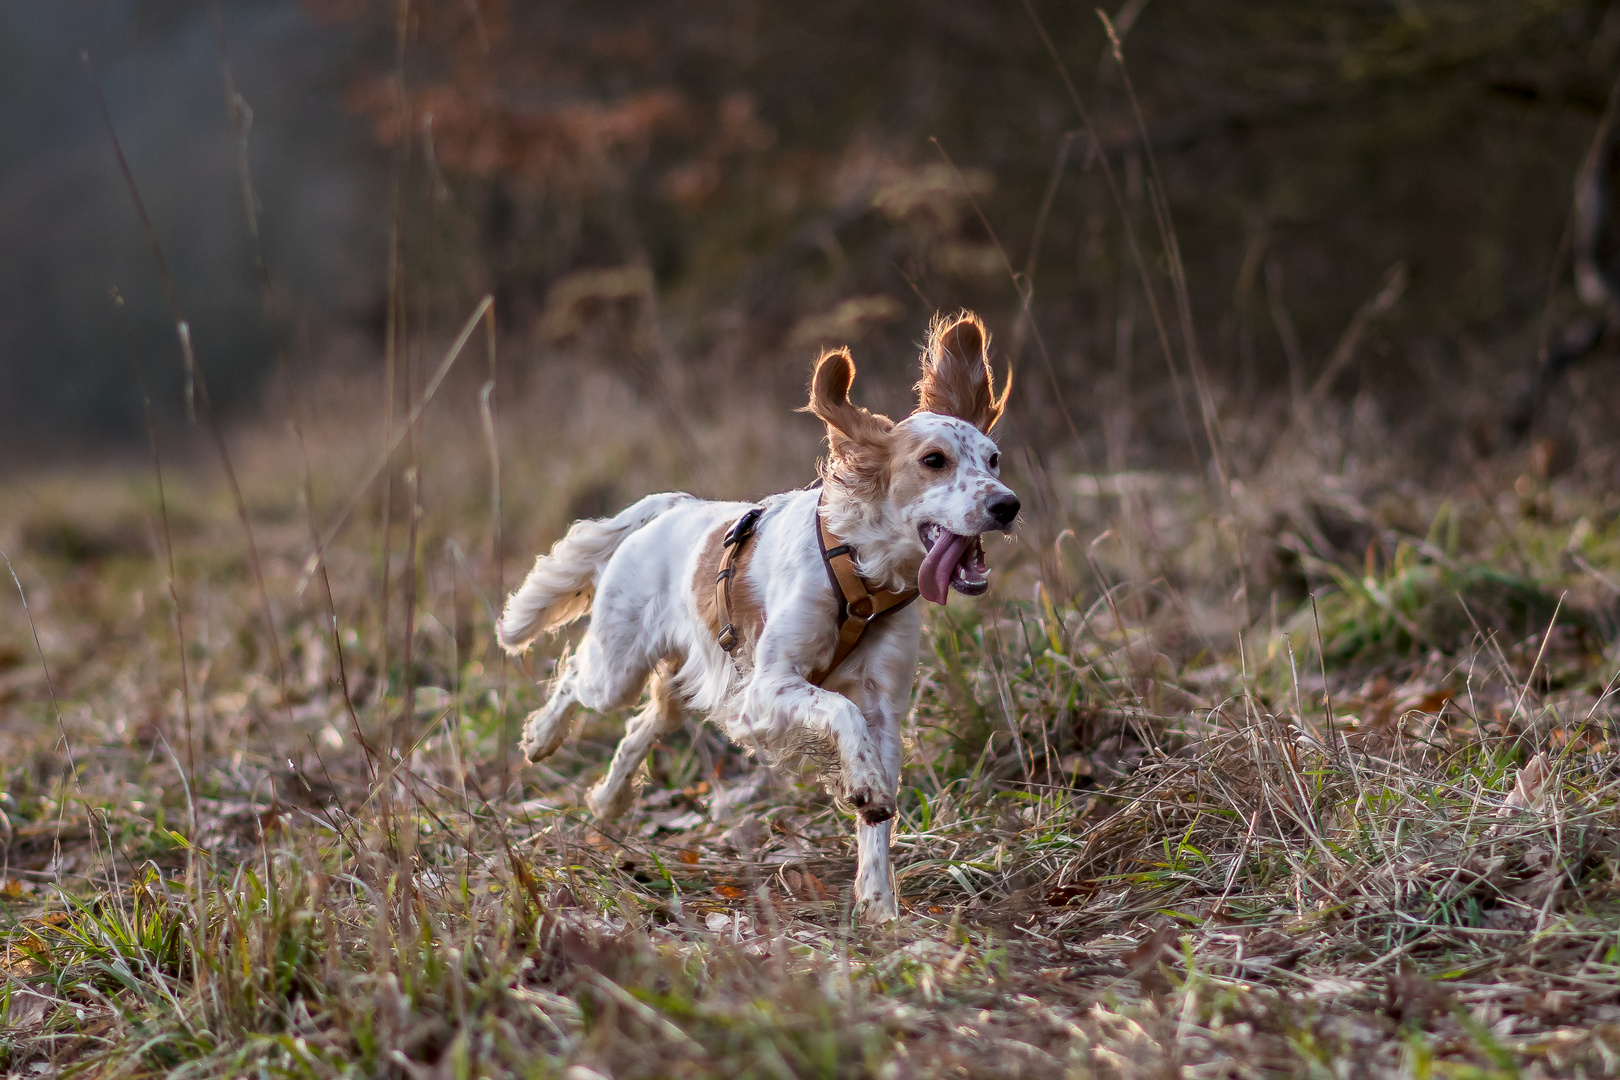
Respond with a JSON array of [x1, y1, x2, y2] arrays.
[[307, 0, 1620, 465], [6, 0, 1620, 467]]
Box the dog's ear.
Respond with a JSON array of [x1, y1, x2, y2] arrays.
[[805, 347, 894, 451], [915, 311, 1009, 433]]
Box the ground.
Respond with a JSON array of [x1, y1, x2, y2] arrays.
[[2, 391, 1620, 1079]]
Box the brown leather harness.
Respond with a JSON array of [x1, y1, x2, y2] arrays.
[[714, 503, 918, 686]]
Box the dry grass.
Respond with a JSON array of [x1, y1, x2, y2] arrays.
[[3, 375, 1620, 1080]]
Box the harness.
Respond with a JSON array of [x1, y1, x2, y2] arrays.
[[714, 503, 918, 686]]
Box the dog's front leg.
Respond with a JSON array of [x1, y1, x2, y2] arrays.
[[850, 697, 903, 924], [744, 671, 894, 824], [855, 817, 897, 923], [744, 669, 902, 924]]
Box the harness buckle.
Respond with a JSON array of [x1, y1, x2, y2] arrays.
[[718, 623, 738, 651], [723, 507, 763, 547]]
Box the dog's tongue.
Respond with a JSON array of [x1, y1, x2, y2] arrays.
[[918, 532, 972, 605]]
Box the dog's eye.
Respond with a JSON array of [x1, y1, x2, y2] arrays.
[[922, 452, 948, 470], [988, 452, 1000, 470]]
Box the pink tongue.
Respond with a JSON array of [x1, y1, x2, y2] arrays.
[[918, 532, 971, 605]]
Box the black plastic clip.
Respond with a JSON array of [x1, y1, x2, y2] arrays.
[[724, 507, 763, 547]]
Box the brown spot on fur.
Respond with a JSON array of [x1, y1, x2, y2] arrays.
[[915, 312, 1009, 433], [692, 520, 766, 653], [649, 658, 683, 714]]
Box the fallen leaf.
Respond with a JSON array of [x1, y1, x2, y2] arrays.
[[704, 911, 753, 934], [1385, 968, 1450, 1029], [651, 809, 705, 832], [676, 849, 700, 865], [1046, 881, 1098, 907], [720, 819, 767, 852], [1, 989, 53, 1031], [1501, 753, 1551, 817], [780, 868, 831, 901], [799, 869, 830, 901], [1403, 688, 1453, 715], [1124, 925, 1176, 996]]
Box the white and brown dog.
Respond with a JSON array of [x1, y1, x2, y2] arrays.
[[497, 312, 1017, 921]]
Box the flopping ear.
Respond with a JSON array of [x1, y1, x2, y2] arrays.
[[915, 311, 1009, 433], [805, 347, 894, 450]]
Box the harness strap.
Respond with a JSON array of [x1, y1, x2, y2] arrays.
[[711, 501, 917, 686], [715, 507, 764, 653], [809, 511, 918, 686]]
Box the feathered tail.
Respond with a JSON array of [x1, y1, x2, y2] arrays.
[[496, 492, 690, 654]]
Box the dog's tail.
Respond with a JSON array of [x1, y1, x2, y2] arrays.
[[496, 492, 691, 654]]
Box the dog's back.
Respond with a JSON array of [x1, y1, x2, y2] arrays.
[[496, 491, 694, 652]]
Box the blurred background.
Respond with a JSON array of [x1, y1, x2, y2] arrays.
[[3, 0, 1620, 478]]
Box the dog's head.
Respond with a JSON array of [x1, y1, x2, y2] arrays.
[[807, 311, 1018, 604]]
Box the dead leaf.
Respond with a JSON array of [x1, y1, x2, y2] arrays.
[[1, 988, 53, 1031], [1045, 881, 1098, 907], [704, 911, 753, 934], [650, 809, 705, 832], [1501, 753, 1551, 817], [557, 927, 637, 977], [719, 819, 767, 853], [258, 801, 291, 831], [1524, 990, 1581, 1023], [1385, 968, 1450, 1029], [780, 868, 829, 902], [1124, 925, 1176, 996], [1507, 844, 1564, 905], [1402, 688, 1453, 716], [676, 849, 700, 865]]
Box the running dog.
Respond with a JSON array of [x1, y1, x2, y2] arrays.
[[497, 311, 1018, 921]]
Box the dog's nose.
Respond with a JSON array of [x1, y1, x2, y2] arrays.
[[989, 496, 1020, 527]]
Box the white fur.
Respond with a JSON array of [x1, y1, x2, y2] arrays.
[[499, 411, 1014, 923]]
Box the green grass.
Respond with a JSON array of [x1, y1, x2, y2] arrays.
[[3, 404, 1620, 1078]]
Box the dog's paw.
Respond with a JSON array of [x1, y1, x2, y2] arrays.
[[585, 781, 634, 821], [520, 732, 554, 764], [520, 706, 571, 763], [855, 895, 899, 926], [845, 784, 896, 825]]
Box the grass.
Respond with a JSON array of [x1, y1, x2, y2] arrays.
[[3, 381, 1620, 1079]]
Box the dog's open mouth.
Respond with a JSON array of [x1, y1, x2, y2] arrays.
[[917, 523, 989, 604]]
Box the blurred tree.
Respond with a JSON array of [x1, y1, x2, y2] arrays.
[[306, 0, 1620, 462], [6, 0, 1617, 460]]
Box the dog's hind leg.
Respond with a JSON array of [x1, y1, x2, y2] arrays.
[[519, 650, 586, 763], [586, 659, 686, 821], [521, 627, 657, 764]]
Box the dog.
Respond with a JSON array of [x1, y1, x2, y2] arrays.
[[496, 311, 1017, 922]]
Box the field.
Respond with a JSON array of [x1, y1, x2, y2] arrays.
[[3, 357, 1620, 1080]]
